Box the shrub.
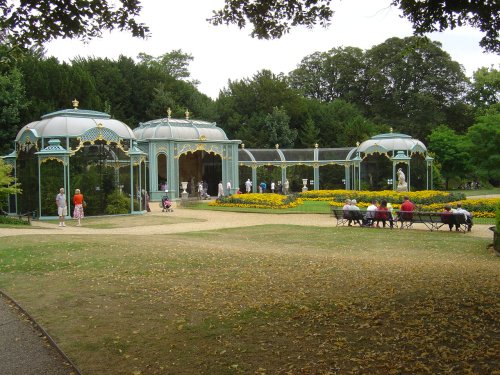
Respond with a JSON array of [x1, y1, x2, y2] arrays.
[[0, 216, 30, 225], [105, 191, 131, 215]]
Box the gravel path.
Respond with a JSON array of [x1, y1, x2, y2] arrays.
[[0, 294, 77, 375], [0, 205, 494, 238]]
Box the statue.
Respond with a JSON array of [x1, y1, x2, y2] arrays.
[[396, 168, 408, 192]]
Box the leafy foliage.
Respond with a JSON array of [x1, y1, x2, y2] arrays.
[[208, 0, 333, 39], [393, 0, 500, 53], [428, 125, 472, 189], [0, 66, 26, 153], [104, 190, 130, 215], [467, 66, 500, 115], [466, 113, 500, 184], [0, 0, 149, 49], [262, 106, 297, 148], [0, 159, 21, 204]]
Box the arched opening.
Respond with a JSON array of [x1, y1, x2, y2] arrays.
[[361, 154, 393, 190], [157, 153, 167, 190], [70, 141, 129, 215], [179, 151, 222, 197]]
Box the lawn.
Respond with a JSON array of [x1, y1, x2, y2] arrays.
[[0, 224, 498, 374]]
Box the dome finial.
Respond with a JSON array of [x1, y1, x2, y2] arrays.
[[356, 141, 360, 147], [167, 107, 172, 119], [72, 98, 79, 110], [314, 143, 319, 148], [390, 127, 393, 133], [275, 143, 279, 149], [185, 109, 190, 120]]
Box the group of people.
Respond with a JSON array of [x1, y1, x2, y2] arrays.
[[218, 181, 238, 198], [342, 198, 397, 228], [442, 202, 474, 231], [342, 195, 473, 231], [244, 179, 290, 194], [55, 187, 85, 227]]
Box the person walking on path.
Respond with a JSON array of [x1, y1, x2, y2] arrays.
[[55, 188, 67, 227], [73, 189, 85, 226]]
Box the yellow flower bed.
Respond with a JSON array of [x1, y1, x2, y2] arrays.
[[209, 193, 303, 209], [300, 189, 464, 205]]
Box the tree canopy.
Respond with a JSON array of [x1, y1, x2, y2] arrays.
[[1, 0, 496, 53], [0, 0, 148, 49], [392, 0, 500, 53]]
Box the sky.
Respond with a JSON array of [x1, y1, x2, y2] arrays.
[[45, 0, 499, 99]]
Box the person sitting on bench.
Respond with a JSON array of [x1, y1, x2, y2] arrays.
[[363, 199, 378, 227], [455, 202, 473, 232], [348, 199, 362, 226], [376, 200, 393, 228], [441, 204, 455, 231]]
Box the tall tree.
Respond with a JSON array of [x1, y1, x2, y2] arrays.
[[466, 112, 500, 185], [364, 36, 469, 139], [467, 66, 500, 116], [312, 99, 376, 147], [298, 117, 320, 148], [0, 66, 26, 153], [262, 107, 297, 148], [216, 69, 304, 146], [137, 50, 197, 84], [289, 47, 365, 104], [427, 125, 472, 189]]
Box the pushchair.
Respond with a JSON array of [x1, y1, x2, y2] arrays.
[[160, 194, 173, 212]]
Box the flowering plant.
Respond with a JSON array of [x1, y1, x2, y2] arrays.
[[301, 190, 465, 205], [210, 193, 303, 209]]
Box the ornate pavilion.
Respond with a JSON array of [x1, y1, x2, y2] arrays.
[[2, 104, 434, 218]]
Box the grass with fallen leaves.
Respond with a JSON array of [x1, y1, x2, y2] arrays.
[[0, 225, 498, 374]]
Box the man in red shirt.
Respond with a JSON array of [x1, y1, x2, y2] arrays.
[[398, 196, 415, 227], [400, 196, 415, 212]]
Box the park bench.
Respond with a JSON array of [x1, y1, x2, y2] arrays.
[[331, 208, 363, 227], [330, 207, 469, 233], [397, 211, 468, 233], [18, 211, 35, 224]]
